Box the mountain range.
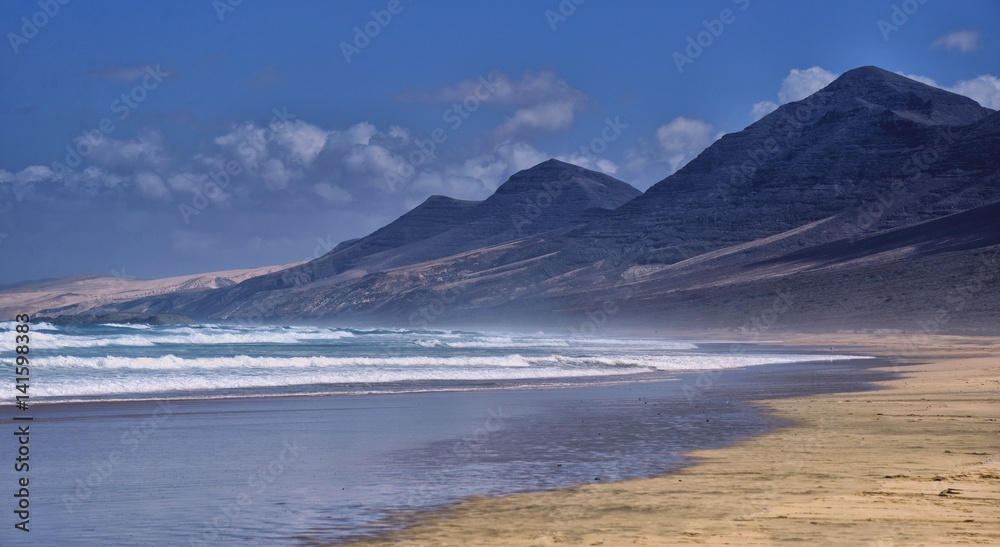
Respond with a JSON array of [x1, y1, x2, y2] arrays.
[[11, 66, 1000, 334]]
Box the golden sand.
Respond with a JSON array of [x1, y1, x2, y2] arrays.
[[344, 335, 1000, 546]]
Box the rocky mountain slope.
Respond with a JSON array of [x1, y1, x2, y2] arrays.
[[37, 66, 1000, 333]]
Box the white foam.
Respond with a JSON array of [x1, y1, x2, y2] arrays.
[[30, 365, 625, 398], [100, 323, 153, 329], [31, 354, 539, 370], [413, 336, 697, 350], [28, 327, 355, 348], [0, 320, 59, 332], [538, 354, 870, 371]]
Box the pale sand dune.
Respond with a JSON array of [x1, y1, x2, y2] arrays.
[[344, 334, 1000, 546], [0, 262, 300, 318]]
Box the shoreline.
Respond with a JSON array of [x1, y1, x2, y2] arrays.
[[339, 334, 1000, 546], [9, 351, 889, 545]]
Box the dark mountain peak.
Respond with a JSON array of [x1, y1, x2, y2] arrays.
[[536, 158, 575, 169], [492, 159, 641, 204], [416, 194, 477, 209], [836, 65, 904, 82], [807, 65, 989, 126]]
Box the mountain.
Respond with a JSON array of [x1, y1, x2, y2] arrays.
[[43, 66, 1000, 333], [573, 66, 994, 264], [281, 158, 641, 278], [113, 160, 641, 320]]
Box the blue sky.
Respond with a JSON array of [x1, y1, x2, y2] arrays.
[[1, 0, 998, 282]]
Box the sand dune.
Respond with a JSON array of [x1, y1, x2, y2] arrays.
[[0, 262, 299, 319]]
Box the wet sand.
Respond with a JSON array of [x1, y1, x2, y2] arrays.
[[342, 334, 1000, 545], [2, 351, 886, 545]]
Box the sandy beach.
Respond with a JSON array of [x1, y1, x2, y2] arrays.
[[343, 334, 1000, 546]]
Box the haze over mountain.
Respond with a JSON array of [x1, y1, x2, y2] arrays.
[[17, 67, 1000, 334]]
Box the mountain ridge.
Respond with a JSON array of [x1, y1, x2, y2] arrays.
[[23, 66, 1000, 333]]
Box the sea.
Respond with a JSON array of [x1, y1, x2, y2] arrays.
[[0, 321, 876, 545]]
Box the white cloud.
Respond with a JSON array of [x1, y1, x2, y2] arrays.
[[398, 142, 551, 202], [750, 67, 838, 121], [0, 165, 55, 184], [165, 173, 206, 194], [343, 143, 409, 182], [86, 130, 170, 170], [0, 165, 58, 203], [556, 153, 618, 175], [617, 116, 719, 188], [401, 70, 585, 107], [271, 120, 329, 166], [259, 158, 299, 190], [899, 73, 938, 87], [750, 101, 779, 121], [404, 70, 590, 139], [657, 117, 714, 156], [64, 166, 125, 195], [496, 100, 578, 137], [344, 122, 378, 146], [134, 172, 170, 199], [950, 75, 1000, 109], [213, 122, 269, 170], [1, 164, 137, 202], [495, 141, 549, 174], [932, 30, 981, 52], [313, 183, 352, 204], [778, 67, 838, 103], [899, 72, 1000, 109]]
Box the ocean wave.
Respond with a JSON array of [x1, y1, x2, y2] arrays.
[[31, 354, 541, 370], [0, 320, 60, 332], [100, 323, 153, 329], [29, 352, 868, 371], [28, 328, 356, 348], [413, 336, 698, 350], [29, 365, 632, 398], [541, 353, 870, 370]]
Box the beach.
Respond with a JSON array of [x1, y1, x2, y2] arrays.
[[342, 335, 1000, 546], [0, 324, 890, 545]]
